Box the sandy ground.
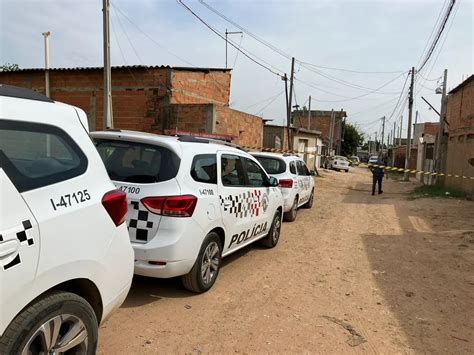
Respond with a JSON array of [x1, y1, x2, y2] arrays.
[[97, 167, 474, 354]]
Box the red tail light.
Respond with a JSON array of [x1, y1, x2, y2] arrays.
[[141, 195, 197, 217], [102, 190, 128, 226], [279, 179, 294, 188]]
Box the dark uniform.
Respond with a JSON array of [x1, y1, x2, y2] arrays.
[[370, 159, 385, 195]]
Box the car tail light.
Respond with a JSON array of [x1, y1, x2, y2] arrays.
[[102, 190, 128, 226], [141, 195, 197, 217], [279, 179, 294, 188]]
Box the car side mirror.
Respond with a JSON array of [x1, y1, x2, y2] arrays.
[[309, 170, 316, 176], [267, 176, 279, 187]]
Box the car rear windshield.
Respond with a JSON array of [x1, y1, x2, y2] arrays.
[[94, 139, 180, 183], [254, 156, 286, 174]]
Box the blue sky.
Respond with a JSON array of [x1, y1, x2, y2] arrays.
[[1, 0, 472, 141]]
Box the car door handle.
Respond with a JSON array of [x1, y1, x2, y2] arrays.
[[0, 239, 20, 258]]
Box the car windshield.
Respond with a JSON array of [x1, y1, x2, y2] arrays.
[[254, 156, 286, 174], [369, 156, 379, 160], [94, 139, 180, 183]]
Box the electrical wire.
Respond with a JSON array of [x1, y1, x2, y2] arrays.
[[177, 0, 283, 77], [255, 91, 284, 116], [232, 34, 244, 68], [198, 0, 404, 75], [418, 0, 456, 72]]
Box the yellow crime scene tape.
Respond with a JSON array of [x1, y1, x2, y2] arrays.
[[240, 144, 474, 181]]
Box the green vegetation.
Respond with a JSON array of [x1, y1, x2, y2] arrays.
[[0, 63, 20, 72], [409, 185, 467, 199], [341, 123, 364, 156]]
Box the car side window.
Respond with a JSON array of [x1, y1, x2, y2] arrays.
[[296, 161, 306, 176], [289, 161, 297, 175], [221, 154, 246, 186], [300, 161, 310, 176], [243, 158, 267, 187], [0, 119, 88, 192], [191, 154, 217, 184]]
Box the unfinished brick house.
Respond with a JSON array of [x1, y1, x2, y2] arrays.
[[292, 109, 346, 156], [0, 65, 263, 147], [445, 75, 474, 196]]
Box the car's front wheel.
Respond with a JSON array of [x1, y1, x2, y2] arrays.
[[0, 291, 98, 355], [261, 210, 282, 248], [182, 232, 222, 293]]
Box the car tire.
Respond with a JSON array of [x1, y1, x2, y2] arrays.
[[182, 232, 222, 293], [261, 210, 282, 248], [0, 291, 98, 355], [303, 189, 314, 209], [283, 196, 298, 222]]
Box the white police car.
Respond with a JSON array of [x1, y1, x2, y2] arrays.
[[0, 85, 134, 353], [251, 153, 315, 222], [91, 131, 284, 293]]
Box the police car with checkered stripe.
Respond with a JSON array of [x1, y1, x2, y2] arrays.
[[0, 85, 134, 354], [251, 152, 315, 222], [91, 130, 284, 293]]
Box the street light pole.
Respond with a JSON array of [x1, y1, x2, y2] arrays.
[[103, 0, 113, 129], [42, 31, 51, 98], [225, 29, 243, 68]]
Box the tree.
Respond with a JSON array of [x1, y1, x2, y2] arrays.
[[0, 63, 20, 72], [341, 122, 364, 156]]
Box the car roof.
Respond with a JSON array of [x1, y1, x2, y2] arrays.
[[251, 152, 302, 162], [90, 130, 250, 157], [0, 84, 54, 103]]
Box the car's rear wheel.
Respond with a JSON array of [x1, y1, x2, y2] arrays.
[[182, 232, 222, 293], [303, 189, 314, 209], [0, 291, 98, 355], [283, 196, 298, 222], [261, 211, 282, 248]]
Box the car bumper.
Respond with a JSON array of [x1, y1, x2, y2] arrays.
[[132, 217, 205, 278], [332, 164, 349, 170]]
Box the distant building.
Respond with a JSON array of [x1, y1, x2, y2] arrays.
[[262, 124, 322, 169], [413, 122, 439, 183], [0, 65, 263, 147], [292, 109, 347, 156], [444, 75, 474, 196]]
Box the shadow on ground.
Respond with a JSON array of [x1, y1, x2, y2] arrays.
[[121, 242, 260, 308], [359, 200, 474, 352]]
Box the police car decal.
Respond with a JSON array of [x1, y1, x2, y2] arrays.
[[0, 219, 34, 270], [128, 201, 154, 242], [219, 189, 265, 218], [228, 221, 268, 248]]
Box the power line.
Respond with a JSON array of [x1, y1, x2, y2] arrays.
[[418, 0, 456, 72], [255, 91, 284, 116], [177, 0, 283, 77], [386, 71, 411, 124], [198, 0, 404, 75]]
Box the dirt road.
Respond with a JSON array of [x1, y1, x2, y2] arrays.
[[98, 167, 474, 354]]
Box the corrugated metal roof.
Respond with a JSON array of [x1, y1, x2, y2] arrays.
[[8, 65, 232, 73], [448, 74, 474, 95]]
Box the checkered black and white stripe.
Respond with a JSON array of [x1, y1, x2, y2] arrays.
[[0, 219, 35, 271], [219, 190, 262, 218], [128, 201, 155, 242]]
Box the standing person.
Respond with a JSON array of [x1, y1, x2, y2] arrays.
[[370, 155, 385, 195]]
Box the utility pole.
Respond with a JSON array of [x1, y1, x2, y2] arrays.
[[392, 121, 396, 166], [307, 95, 311, 130], [339, 112, 346, 155], [42, 31, 51, 97], [225, 29, 243, 68], [404, 67, 415, 181], [287, 57, 295, 151], [103, 0, 113, 129], [434, 69, 448, 183], [398, 115, 403, 146], [283, 74, 290, 151], [375, 131, 378, 154], [381, 116, 386, 154], [328, 109, 335, 154]]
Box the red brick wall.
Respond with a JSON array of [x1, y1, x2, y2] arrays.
[[165, 104, 211, 133], [293, 110, 344, 145], [0, 68, 168, 132], [170, 70, 230, 105], [215, 106, 262, 147], [447, 78, 474, 134]]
